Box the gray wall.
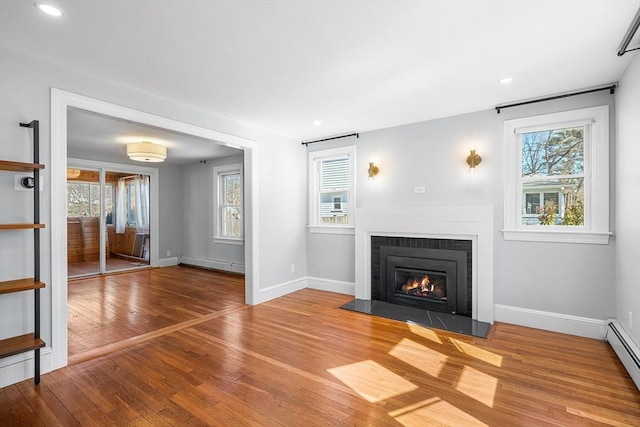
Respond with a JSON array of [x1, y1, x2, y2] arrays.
[[308, 91, 616, 320], [615, 52, 640, 346], [0, 48, 308, 348], [181, 154, 245, 266], [158, 164, 183, 260]]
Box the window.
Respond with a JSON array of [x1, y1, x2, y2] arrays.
[[503, 105, 610, 244], [127, 180, 136, 226], [214, 164, 243, 243], [67, 181, 114, 225], [308, 146, 356, 234]]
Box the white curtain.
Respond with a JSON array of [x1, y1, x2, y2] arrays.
[[134, 175, 150, 234], [116, 178, 126, 234]]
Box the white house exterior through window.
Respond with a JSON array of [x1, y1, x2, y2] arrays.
[[309, 146, 355, 234], [502, 105, 611, 244]]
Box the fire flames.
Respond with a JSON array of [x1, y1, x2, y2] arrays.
[[401, 275, 434, 293]]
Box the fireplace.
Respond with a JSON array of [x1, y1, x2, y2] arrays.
[[374, 238, 471, 316], [355, 206, 494, 323]]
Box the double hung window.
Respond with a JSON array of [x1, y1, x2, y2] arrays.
[[503, 105, 610, 244], [214, 164, 243, 243], [308, 146, 355, 233]]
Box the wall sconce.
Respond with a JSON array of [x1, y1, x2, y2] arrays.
[[466, 149, 482, 172], [368, 161, 379, 179]]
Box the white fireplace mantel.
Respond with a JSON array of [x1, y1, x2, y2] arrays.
[[355, 206, 494, 324]]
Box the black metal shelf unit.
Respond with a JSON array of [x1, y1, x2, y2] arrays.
[[0, 120, 45, 385]]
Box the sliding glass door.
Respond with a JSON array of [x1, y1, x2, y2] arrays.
[[67, 166, 150, 278], [106, 172, 150, 273]]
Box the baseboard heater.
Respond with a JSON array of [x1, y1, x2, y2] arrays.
[[606, 320, 640, 390]]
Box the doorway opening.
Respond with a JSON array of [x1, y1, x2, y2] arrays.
[[50, 89, 258, 373]]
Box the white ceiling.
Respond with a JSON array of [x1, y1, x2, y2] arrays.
[[66, 108, 241, 165], [1, 0, 639, 142]]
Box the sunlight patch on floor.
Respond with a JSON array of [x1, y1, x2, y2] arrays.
[[327, 360, 418, 403], [449, 337, 503, 367], [389, 338, 448, 377], [455, 365, 498, 407], [388, 397, 489, 426], [408, 322, 443, 344]]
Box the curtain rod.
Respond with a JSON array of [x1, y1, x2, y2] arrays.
[[618, 6, 640, 56], [495, 85, 616, 114], [301, 132, 359, 146]]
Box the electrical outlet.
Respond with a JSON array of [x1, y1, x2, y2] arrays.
[[166, 250, 171, 257], [414, 186, 426, 194], [628, 311, 633, 329], [290, 264, 295, 273]]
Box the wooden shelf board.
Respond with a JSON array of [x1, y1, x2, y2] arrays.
[[0, 278, 45, 294], [0, 333, 45, 359], [0, 160, 45, 172], [0, 224, 45, 230]]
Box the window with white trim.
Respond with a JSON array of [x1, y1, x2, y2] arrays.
[[308, 146, 355, 234], [213, 163, 243, 243], [503, 105, 610, 244]]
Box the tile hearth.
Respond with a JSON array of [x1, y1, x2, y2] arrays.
[[341, 299, 491, 338]]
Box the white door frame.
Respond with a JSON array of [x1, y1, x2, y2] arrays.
[[50, 88, 259, 371]]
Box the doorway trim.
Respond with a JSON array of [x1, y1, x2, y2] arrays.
[[51, 88, 259, 371]]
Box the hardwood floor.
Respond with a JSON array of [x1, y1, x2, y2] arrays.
[[2, 265, 639, 426], [68, 266, 245, 357], [68, 257, 151, 278]]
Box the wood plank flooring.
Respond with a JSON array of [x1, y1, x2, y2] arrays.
[[68, 257, 151, 278], [2, 265, 639, 426], [68, 266, 245, 357]]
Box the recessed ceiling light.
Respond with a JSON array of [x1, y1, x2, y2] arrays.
[[499, 77, 513, 84], [312, 120, 322, 126], [35, 3, 64, 17]]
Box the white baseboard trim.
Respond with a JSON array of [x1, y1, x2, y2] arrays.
[[494, 304, 608, 339], [179, 256, 245, 274], [0, 347, 53, 388], [256, 277, 307, 304], [158, 257, 179, 267], [306, 277, 355, 295]]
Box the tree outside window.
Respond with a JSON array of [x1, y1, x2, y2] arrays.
[[520, 126, 584, 226], [502, 105, 610, 244], [67, 182, 114, 224]]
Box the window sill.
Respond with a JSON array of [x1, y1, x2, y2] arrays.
[[502, 229, 612, 245], [213, 237, 244, 246], [308, 225, 355, 235]]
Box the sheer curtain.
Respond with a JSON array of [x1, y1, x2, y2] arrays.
[[116, 178, 126, 234], [134, 175, 150, 234]]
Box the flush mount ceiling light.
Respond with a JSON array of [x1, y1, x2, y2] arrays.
[[34, 2, 64, 17], [499, 77, 513, 84], [312, 120, 323, 126], [126, 141, 167, 162]]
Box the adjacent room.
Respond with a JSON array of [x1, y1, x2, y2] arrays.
[[1, 1, 639, 425]]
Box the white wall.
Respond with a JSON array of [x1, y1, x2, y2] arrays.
[[308, 91, 616, 331], [615, 51, 640, 347], [181, 154, 245, 271], [0, 47, 308, 386]]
